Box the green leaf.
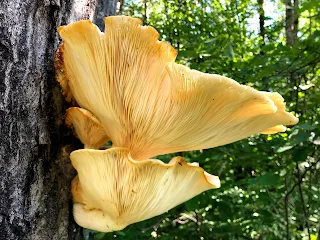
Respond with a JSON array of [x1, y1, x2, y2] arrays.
[[115, 231, 126, 236], [248, 173, 280, 186], [95, 232, 107, 240], [291, 131, 310, 144], [276, 145, 294, 153], [293, 148, 309, 162], [299, 123, 315, 130], [300, 0, 320, 12], [310, 234, 318, 240], [224, 42, 235, 58], [185, 197, 199, 211]]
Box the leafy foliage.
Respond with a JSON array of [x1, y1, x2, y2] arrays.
[[87, 0, 320, 239]]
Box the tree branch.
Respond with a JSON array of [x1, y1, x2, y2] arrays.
[[296, 162, 311, 240]]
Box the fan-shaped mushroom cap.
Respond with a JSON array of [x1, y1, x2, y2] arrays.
[[70, 147, 220, 232], [65, 107, 109, 149], [57, 16, 298, 160]]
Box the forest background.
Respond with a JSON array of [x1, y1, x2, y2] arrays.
[[88, 0, 320, 239], [0, 0, 319, 239]]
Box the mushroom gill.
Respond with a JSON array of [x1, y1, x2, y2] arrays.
[[71, 148, 219, 232], [65, 107, 109, 149], [56, 16, 298, 160]]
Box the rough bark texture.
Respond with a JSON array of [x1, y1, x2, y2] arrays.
[[0, 0, 113, 239]]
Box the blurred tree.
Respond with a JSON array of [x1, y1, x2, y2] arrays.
[[258, 0, 266, 47], [285, 0, 299, 45], [95, 0, 118, 29]]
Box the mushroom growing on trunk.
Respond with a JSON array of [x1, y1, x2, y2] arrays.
[[56, 16, 298, 232]]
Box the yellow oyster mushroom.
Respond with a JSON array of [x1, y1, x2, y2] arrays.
[[70, 147, 220, 232], [65, 107, 109, 149], [56, 16, 298, 160]]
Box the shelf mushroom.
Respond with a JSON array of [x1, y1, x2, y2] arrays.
[[71, 148, 220, 232], [65, 107, 109, 149], [56, 16, 299, 232]]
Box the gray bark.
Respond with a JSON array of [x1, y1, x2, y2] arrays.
[[0, 0, 107, 239]]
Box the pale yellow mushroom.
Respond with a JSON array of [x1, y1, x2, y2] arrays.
[[70, 147, 220, 232], [259, 92, 291, 134], [56, 16, 298, 160], [65, 107, 109, 149], [260, 125, 287, 134]]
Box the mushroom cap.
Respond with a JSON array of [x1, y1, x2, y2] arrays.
[[57, 16, 298, 160], [65, 107, 109, 149], [70, 147, 219, 232]]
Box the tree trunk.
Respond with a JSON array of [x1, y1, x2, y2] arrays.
[[94, 0, 117, 30], [284, 0, 300, 101], [0, 0, 115, 239], [258, 0, 265, 47], [285, 0, 299, 45], [293, 0, 299, 43], [142, 0, 148, 25]]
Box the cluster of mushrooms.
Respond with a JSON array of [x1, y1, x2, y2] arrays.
[[55, 16, 299, 232]]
